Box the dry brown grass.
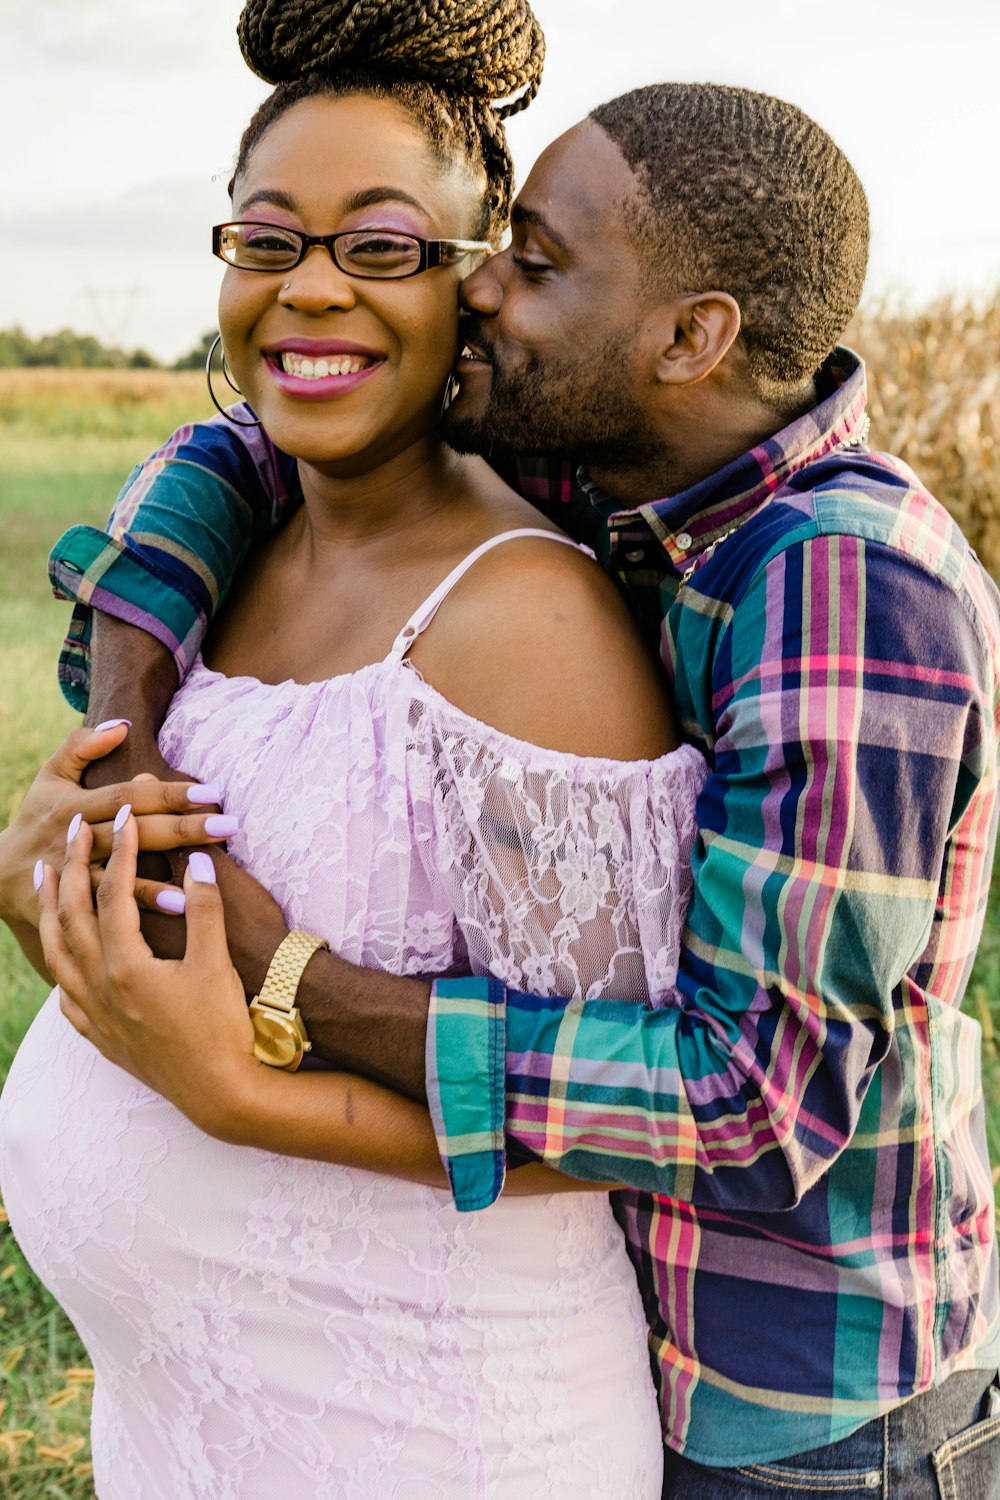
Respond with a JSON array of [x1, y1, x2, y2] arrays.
[[846, 289, 1000, 578], [0, 366, 206, 409], [0, 368, 213, 443]]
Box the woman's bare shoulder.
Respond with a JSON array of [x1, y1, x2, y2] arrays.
[[412, 531, 681, 759]]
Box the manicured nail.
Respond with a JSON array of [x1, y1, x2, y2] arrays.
[[156, 889, 187, 915], [33, 860, 44, 892], [204, 814, 239, 838], [113, 803, 132, 834], [186, 784, 224, 805], [93, 718, 132, 732], [188, 851, 217, 884], [67, 812, 83, 844]]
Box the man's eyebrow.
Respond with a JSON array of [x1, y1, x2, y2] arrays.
[[510, 204, 570, 254]]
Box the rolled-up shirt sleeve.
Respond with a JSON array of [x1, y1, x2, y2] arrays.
[[49, 412, 300, 710]]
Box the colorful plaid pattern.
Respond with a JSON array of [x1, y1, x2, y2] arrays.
[[47, 351, 1000, 1466], [50, 409, 300, 711]]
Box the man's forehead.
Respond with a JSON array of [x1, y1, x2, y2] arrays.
[[512, 120, 637, 245]]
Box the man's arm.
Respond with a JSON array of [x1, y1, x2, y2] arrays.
[[49, 412, 300, 713], [429, 535, 999, 1208]]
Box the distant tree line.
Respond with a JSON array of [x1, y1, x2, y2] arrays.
[[0, 326, 216, 371]]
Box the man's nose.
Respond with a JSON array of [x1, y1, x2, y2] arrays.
[[459, 250, 505, 315]]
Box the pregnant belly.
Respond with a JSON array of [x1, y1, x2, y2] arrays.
[[0, 994, 661, 1499], [1, 992, 632, 1314]]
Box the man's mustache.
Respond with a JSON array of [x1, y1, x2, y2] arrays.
[[457, 321, 497, 367]]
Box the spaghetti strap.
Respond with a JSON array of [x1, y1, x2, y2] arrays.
[[385, 528, 584, 663]]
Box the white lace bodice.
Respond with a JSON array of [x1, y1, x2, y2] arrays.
[[158, 652, 703, 1007]]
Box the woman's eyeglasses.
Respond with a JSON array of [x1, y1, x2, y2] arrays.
[[213, 222, 493, 280]]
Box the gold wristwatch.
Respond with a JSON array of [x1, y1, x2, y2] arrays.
[[249, 929, 329, 1071]]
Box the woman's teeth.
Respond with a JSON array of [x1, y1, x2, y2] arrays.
[[279, 352, 371, 379]]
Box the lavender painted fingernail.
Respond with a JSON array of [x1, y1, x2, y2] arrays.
[[67, 812, 83, 844], [188, 852, 217, 885], [33, 859, 44, 892], [113, 803, 132, 834], [186, 784, 224, 806], [156, 889, 187, 915], [204, 814, 239, 838], [93, 718, 132, 732]]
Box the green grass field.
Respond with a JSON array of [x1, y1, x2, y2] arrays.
[[0, 368, 998, 1493], [0, 371, 214, 1495]]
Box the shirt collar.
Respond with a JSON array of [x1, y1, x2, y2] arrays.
[[582, 346, 869, 574]]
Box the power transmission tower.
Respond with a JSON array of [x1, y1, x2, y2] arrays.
[[82, 285, 144, 346]]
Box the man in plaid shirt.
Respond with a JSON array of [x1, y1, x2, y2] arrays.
[[13, 84, 1000, 1494]]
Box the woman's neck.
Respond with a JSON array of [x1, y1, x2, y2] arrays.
[[294, 435, 470, 554]]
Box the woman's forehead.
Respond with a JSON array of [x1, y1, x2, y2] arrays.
[[235, 94, 481, 225]]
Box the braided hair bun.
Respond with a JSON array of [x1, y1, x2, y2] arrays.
[[230, 0, 545, 235], [238, 0, 545, 119]]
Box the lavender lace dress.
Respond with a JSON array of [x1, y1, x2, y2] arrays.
[[0, 531, 705, 1499]]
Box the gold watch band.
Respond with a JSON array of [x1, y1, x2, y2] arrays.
[[255, 929, 330, 1016]]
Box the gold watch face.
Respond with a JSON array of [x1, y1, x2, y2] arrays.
[[250, 1004, 306, 1071]]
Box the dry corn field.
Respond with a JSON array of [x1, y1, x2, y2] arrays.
[[0, 295, 998, 1495], [845, 291, 1000, 576]]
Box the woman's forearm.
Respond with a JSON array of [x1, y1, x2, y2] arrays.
[[218, 1065, 449, 1185], [212, 1065, 611, 1195]]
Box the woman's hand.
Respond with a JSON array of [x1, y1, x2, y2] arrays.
[[0, 721, 235, 932], [36, 807, 260, 1140]]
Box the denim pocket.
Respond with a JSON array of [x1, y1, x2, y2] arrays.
[[730, 1458, 882, 1494], [931, 1408, 1000, 1500]]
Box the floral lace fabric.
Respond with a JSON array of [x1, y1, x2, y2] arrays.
[[0, 652, 705, 1497]]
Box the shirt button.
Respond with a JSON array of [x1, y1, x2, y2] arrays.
[[624, 548, 645, 563], [676, 531, 693, 551]]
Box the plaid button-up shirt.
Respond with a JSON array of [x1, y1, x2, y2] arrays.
[[49, 350, 1000, 1465]]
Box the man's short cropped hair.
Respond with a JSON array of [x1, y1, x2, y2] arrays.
[[590, 83, 869, 400]]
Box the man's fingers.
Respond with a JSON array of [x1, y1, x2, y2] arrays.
[[180, 852, 230, 969], [88, 810, 236, 860]]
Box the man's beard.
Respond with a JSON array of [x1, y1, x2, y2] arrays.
[[443, 327, 662, 474]]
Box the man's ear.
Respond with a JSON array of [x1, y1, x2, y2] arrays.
[[650, 292, 741, 386]]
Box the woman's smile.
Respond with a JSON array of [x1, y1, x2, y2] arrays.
[[263, 337, 386, 400]]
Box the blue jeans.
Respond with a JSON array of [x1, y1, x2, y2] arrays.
[[662, 1368, 1000, 1498]]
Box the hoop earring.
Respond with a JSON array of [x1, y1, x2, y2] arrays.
[[206, 334, 262, 427]]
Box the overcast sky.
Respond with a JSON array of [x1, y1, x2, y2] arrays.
[[3, 0, 998, 362]]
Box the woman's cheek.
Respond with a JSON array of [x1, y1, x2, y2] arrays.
[[217, 275, 259, 398]]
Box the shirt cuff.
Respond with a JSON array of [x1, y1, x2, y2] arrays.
[[49, 525, 208, 712], [426, 976, 507, 1211]]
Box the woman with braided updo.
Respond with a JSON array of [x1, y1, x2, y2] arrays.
[[0, 2, 696, 1494]]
